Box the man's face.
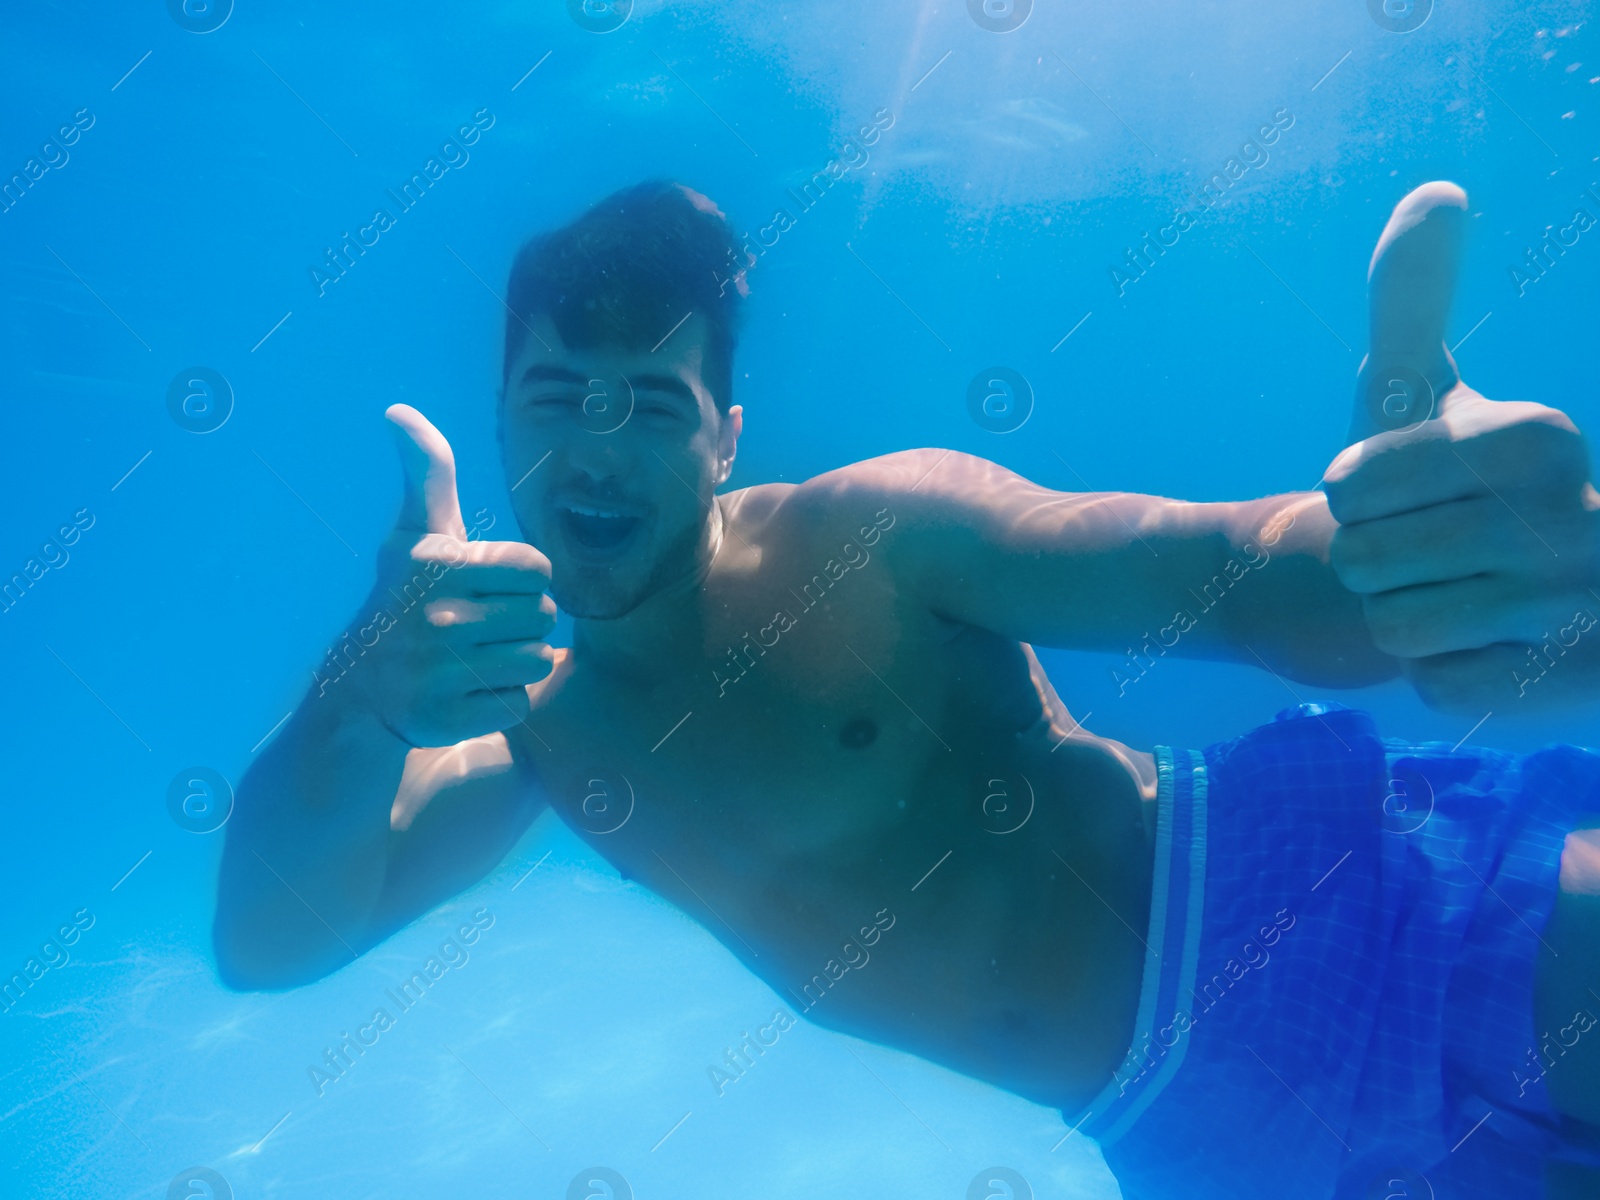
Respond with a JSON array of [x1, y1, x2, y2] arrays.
[[499, 312, 740, 620]]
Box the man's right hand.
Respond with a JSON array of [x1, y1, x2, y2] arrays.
[[347, 403, 557, 748]]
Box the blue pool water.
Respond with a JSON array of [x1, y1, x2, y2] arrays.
[[3, 2, 1599, 1197]]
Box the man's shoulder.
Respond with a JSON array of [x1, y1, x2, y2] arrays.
[[763, 448, 990, 532], [795, 448, 978, 501], [721, 450, 985, 592]]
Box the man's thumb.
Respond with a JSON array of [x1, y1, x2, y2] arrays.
[[385, 404, 466, 537], [1352, 180, 1469, 440]]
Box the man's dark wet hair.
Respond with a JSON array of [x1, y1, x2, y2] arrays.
[[502, 180, 751, 415]]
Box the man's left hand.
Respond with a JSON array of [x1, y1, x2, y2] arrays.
[[1323, 182, 1600, 713]]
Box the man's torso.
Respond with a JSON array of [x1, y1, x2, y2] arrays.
[[506, 478, 1157, 1110]]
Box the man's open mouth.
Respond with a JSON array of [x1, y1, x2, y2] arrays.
[[558, 504, 642, 551]]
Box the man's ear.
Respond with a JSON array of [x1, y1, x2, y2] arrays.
[[717, 404, 744, 486]]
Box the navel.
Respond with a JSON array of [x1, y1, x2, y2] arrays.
[[839, 716, 878, 749]]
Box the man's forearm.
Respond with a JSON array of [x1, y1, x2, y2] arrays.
[[1208, 492, 1400, 688], [213, 690, 411, 990]]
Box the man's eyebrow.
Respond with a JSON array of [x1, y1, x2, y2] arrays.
[[518, 365, 588, 387], [627, 373, 698, 406], [515, 366, 696, 407]]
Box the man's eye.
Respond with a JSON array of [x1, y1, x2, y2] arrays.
[[635, 396, 686, 419], [526, 393, 581, 410]]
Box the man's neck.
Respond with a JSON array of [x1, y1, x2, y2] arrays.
[[570, 497, 727, 679]]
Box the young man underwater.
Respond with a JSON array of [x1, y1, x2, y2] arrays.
[[214, 179, 1600, 1199]]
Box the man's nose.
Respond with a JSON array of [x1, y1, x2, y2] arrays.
[[561, 422, 635, 482]]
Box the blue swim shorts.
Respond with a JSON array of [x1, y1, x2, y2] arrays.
[[1068, 702, 1600, 1199]]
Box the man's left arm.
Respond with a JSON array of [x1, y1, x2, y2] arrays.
[[819, 448, 1399, 689], [881, 181, 1600, 716]]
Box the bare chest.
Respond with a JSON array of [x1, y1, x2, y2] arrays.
[[505, 506, 1152, 1107], [521, 560, 1004, 891]]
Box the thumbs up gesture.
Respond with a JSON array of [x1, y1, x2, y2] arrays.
[[341, 404, 557, 747], [1324, 182, 1600, 712]]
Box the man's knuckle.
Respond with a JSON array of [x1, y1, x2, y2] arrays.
[[1332, 528, 1391, 592]]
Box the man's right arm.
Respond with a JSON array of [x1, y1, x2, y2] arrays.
[[212, 697, 545, 991], [213, 404, 557, 990]]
